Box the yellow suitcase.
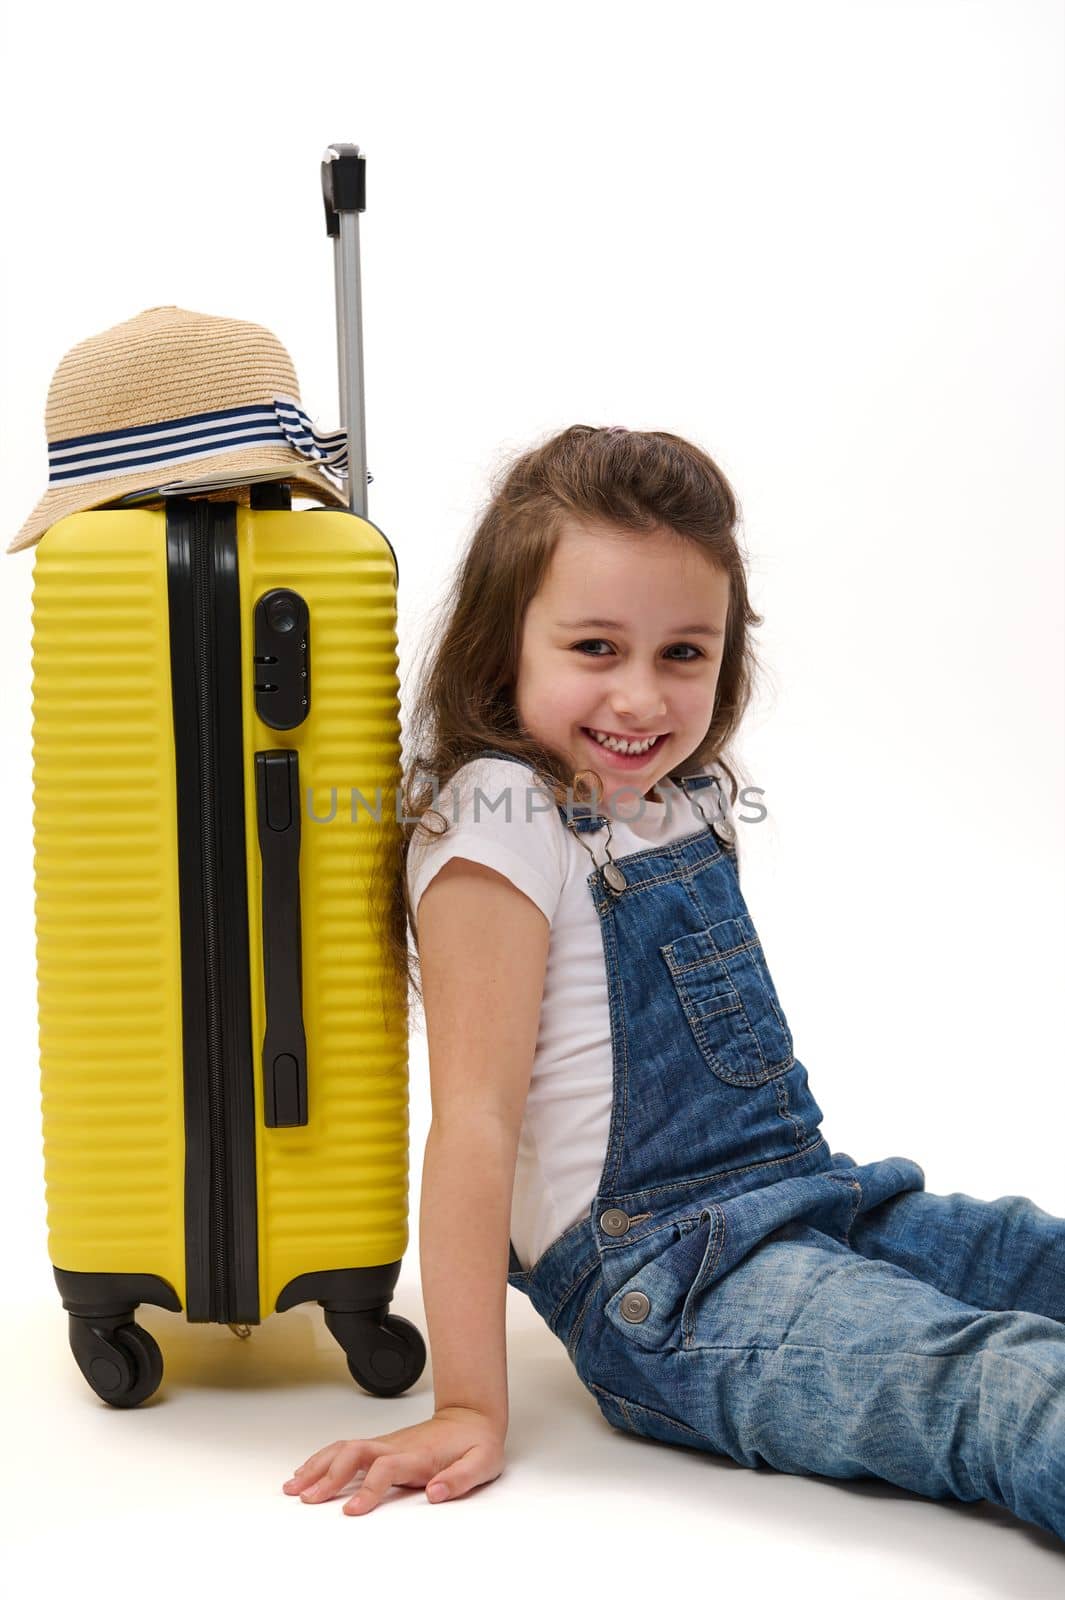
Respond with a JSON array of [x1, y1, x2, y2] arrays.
[[28, 145, 425, 1407]]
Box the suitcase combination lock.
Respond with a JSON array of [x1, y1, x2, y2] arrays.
[[254, 588, 311, 729]]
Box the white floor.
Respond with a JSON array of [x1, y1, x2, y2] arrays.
[[3, 1266, 1062, 1600]]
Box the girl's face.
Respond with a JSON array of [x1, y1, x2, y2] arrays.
[[516, 519, 730, 810]]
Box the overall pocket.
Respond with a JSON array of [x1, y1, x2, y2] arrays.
[[661, 914, 795, 1087]]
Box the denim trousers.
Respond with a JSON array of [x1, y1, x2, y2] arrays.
[[477, 750, 1065, 1543]]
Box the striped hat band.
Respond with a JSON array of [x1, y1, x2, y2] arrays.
[[47, 395, 349, 488]]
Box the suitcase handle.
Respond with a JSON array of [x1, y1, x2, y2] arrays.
[[255, 749, 309, 1128], [321, 143, 369, 521]]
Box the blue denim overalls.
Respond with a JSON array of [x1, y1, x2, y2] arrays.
[[476, 749, 1065, 1541]]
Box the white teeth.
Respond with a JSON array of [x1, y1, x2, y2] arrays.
[[587, 729, 660, 755]]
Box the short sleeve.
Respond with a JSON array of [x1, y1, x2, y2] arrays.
[[406, 758, 566, 928]]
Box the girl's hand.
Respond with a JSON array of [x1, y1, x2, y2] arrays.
[[281, 1405, 506, 1515]]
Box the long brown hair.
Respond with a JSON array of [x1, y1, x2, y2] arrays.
[[371, 423, 765, 1012]]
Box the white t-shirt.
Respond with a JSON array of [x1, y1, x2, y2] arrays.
[[406, 757, 738, 1272]]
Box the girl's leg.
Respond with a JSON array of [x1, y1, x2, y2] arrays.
[[604, 1223, 1065, 1541], [844, 1182, 1065, 1322]]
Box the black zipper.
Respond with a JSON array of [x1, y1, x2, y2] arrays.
[[192, 525, 230, 1318], [167, 499, 260, 1326]]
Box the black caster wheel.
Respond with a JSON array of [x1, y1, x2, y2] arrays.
[[68, 1315, 164, 1408], [344, 1313, 426, 1398]]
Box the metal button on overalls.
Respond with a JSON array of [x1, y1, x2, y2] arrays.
[[600, 1208, 631, 1237], [620, 1291, 651, 1323]]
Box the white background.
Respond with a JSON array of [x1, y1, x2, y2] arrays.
[[1, 0, 1062, 1590]]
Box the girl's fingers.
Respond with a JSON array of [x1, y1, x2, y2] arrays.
[[283, 1429, 414, 1490], [283, 1437, 393, 1494], [341, 1445, 501, 1514], [294, 1441, 374, 1501], [283, 1429, 506, 1510], [342, 1452, 428, 1516], [284, 1440, 347, 1486], [425, 1444, 501, 1506]]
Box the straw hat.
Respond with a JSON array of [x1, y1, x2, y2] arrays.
[[8, 305, 353, 554]]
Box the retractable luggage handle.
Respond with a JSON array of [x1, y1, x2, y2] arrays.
[[321, 142, 369, 519], [255, 144, 371, 1130]]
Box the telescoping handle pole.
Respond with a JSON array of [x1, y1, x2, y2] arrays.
[[321, 142, 368, 520]]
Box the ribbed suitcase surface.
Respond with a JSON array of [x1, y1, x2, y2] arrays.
[[31, 501, 420, 1400]]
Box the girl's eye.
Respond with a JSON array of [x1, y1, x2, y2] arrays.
[[572, 639, 704, 661]]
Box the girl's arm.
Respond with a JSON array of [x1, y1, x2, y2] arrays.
[[418, 856, 550, 1432], [282, 855, 549, 1514]]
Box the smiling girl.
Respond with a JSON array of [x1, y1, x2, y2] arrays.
[[282, 424, 1065, 1539]]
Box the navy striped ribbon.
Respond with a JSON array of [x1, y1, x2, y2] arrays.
[[47, 394, 350, 487]]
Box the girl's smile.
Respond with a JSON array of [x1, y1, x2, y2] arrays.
[[579, 726, 670, 769]]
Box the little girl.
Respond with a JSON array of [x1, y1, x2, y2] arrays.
[[282, 424, 1065, 1537]]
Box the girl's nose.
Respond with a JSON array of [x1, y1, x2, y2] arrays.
[[608, 678, 667, 725]]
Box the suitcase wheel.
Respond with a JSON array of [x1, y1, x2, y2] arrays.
[[324, 1308, 427, 1398], [67, 1314, 164, 1409]]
